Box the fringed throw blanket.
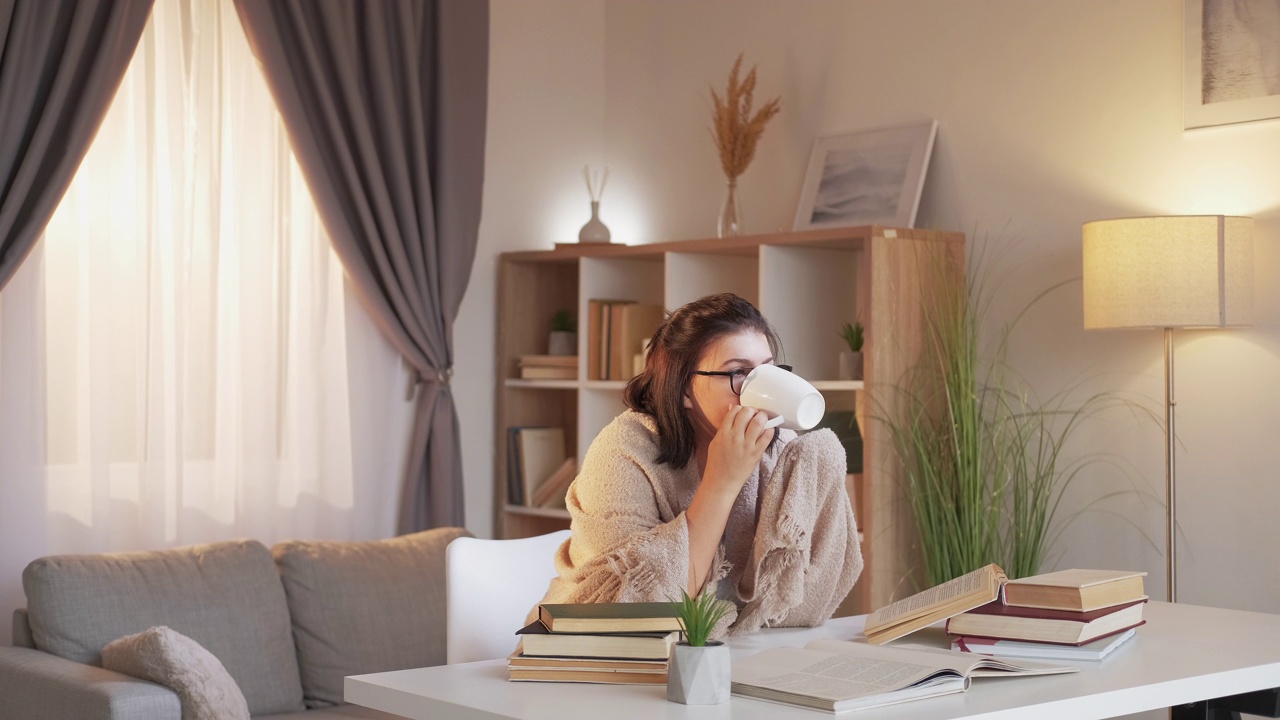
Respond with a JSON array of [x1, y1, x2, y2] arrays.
[[531, 410, 862, 637]]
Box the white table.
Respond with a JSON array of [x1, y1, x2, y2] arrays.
[[345, 602, 1280, 719]]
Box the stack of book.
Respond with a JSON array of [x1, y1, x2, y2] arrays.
[[946, 568, 1148, 661], [518, 354, 577, 380], [586, 299, 663, 380], [508, 602, 682, 684]]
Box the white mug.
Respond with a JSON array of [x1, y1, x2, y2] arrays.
[[739, 364, 825, 431]]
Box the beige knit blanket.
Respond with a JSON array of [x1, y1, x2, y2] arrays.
[[532, 410, 862, 637]]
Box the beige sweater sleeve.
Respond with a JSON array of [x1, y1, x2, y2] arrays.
[[533, 414, 697, 612], [730, 428, 862, 635]]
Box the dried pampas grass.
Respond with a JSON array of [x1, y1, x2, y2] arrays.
[[710, 54, 781, 182]]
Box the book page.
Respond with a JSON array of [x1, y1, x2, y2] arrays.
[[731, 646, 955, 702], [803, 639, 984, 677], [865, 564, 1007, 635]]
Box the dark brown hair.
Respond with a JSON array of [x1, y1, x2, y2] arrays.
[[623, 293, 781, 468]]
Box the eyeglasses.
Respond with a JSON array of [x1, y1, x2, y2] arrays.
[[692, 364, 792, 396]]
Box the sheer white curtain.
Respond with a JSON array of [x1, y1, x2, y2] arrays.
[[0, 0, 411, 642]]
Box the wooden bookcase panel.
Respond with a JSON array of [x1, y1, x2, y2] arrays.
[[758, 245, 862, 382], [497, 259, 579, 385], [664, 251, 758, 309]]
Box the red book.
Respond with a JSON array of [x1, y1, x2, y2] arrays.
[[945, 598, 1146, 646], [964, 597, 1147, 622]]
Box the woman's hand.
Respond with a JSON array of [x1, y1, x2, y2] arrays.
[[701, 405, 772, 498], [686, 404, 772, 595]]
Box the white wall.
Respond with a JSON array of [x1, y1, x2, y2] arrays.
[[466, 0, 1280, 616], [457, 0, 607, 538]]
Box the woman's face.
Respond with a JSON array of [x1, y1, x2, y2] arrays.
[[684, 330, 774, 440]]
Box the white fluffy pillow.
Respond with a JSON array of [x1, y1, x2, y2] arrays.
[[102, 626, 250, 720]]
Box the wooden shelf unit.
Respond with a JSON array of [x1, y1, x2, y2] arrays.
[[494, 226, 965, 614]]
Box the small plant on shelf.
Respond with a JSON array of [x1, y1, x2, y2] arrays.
[[839, 321, 864, 352], [551, 309, 575, 334], [675, 589, 732, 647], [547, 309, 577, 356]]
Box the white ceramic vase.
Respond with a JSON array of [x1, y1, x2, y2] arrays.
[[667, 642, 731, 705], [578, 200, 611, 243], [547, 331, 576, 356]]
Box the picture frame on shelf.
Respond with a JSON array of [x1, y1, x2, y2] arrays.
[[1183, 0, 1280, 129], [792, 119, 937, 231]]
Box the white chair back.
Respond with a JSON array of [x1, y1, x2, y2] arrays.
[[445, 529, 571, 664]]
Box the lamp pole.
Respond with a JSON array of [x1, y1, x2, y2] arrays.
[[1164, 328, 1176, 604]]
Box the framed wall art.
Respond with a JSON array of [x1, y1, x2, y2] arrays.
[[792, 119, 937, 231], [1184, 0, 1280, 129]]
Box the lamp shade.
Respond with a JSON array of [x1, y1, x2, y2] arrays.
[[1082, 215, 1254, 329]]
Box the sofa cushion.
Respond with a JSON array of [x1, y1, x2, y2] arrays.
[[23, 539, 304, 715], [102, 625, 250, 720], [273, 527, 470, 708]]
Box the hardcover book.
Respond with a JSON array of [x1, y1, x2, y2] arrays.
[[515, 620, 677, 660], [1003, 569, 1147, 612], [951, 627, 1137, 661], [537, 602, 682, 634], [945, 599, 1146, 645]]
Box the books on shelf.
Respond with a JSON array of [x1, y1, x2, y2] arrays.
[[515, 620, 678, 660], [506, 427, 568, 507], [586, 299, 663, 380], [518, 354, 577, 380], [945, 598, 1147, 645], [528, 457, 576, 508], [537, 602, 682, 634], [863, 564, 1008, 645], [952, 627, 1138, 661], [1003, 569, 1148, 612], [730, 638, 1077, 713]]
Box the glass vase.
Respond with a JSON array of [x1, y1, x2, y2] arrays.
[[717, 179, 741, 238]]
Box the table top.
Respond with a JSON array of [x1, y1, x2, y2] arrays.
[[345, 601, 1280, 720]]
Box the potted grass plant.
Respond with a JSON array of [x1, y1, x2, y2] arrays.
[[667, 589, 734, 705], [880, 244, 1155, 588], [547, 309, 576, 356], [839, 321, 864, 381]]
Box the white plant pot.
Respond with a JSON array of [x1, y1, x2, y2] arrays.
[[667, 642, 731, 705], [547, 331, 576, 356], [839, 350, 864, 381]]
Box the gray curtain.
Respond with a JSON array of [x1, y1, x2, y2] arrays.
[[233, 0, 488, 532], [0, 0, 154, 291]]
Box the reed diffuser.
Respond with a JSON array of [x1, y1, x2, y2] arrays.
[[578, 165, 611, 244]]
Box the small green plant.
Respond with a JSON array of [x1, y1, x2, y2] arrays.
[[551, 309, 575, 333], [675, 589, 732, 646], [839, 321, 864, 352]]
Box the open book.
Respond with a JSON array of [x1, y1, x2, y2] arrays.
[[731, 638, 1077, 713], [863, 564, 1008, 645]]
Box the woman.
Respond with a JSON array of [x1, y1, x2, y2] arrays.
[[535, 293, 861, 633]]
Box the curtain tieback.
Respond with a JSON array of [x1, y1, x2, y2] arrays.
[[406, 366, 453, 400]]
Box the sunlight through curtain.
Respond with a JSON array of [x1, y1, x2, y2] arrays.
[[0, 0, 412, 558]]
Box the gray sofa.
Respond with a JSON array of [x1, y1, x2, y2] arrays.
[[0, 527, 470, 719]]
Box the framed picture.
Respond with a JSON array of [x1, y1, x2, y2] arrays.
[[1184, 0, 1280, 129], [792, 119, 937, 231]]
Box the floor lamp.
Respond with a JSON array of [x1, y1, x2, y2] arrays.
[[1082, 215, 1254, 603]]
